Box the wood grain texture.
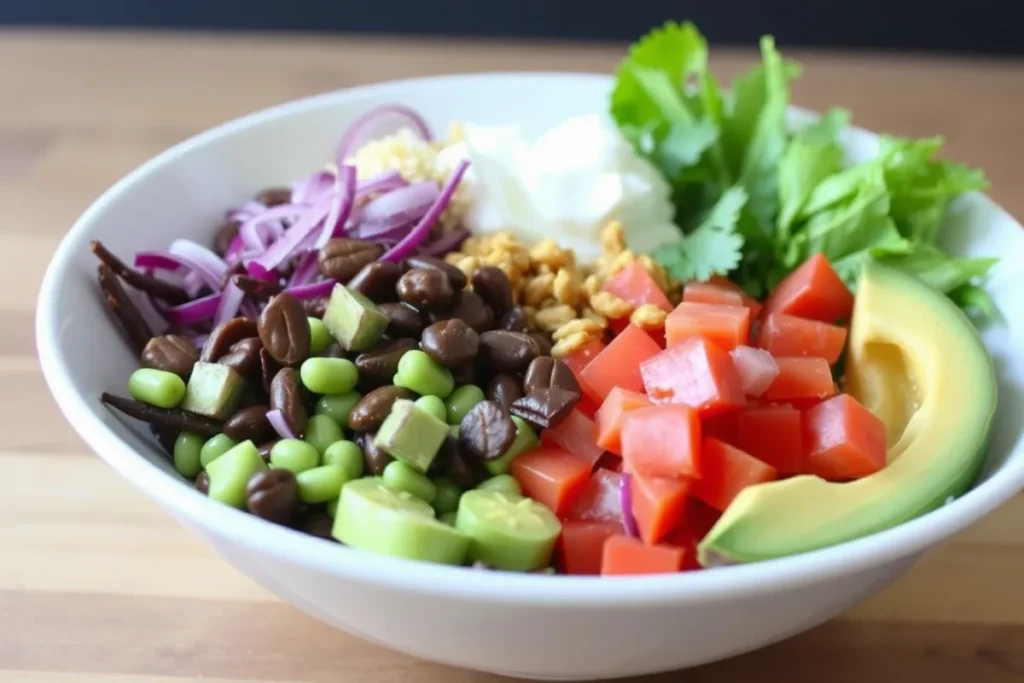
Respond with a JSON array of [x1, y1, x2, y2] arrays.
[[2, 29, 1023, 683]]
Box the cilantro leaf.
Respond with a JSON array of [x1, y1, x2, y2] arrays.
[[653, 187, 747, 281]]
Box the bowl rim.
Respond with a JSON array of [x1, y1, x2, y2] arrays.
[[36, 71, 1024, 606]]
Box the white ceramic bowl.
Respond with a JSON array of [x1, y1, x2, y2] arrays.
[[37, 73, 1024, 680]]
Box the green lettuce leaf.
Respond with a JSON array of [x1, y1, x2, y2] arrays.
[[777, 108, 849, 235]]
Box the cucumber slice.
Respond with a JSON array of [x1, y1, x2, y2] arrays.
[[332, 478, 469, 565], [456, 489, 561, 571]]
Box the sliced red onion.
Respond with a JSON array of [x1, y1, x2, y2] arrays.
[[165, 293, 222, 326], [227, 200, 268, 222], [191, 332, 210, 348], [284, 279, 336, 301], [288, 252, 319, 287], [351, 220, 416, 241], [730, 345, 780, 397], [134, 252, 185, 273], [224, 236, 245, 265], [418, 227, 470, 256], [356, 170, 407, 197], [214, 278, 246, 326], [248, 199, 330, 278], [182, 270, 205, 298], [357, 181, 440, 236], [149, 241, 228, 292], [381, 160, 469, 263], [336, 105, 432, 163], [315, 165, 357, 249], [619, 473, 640, 539], [292, 170, 335, 205], [266, 409, 297, 439]]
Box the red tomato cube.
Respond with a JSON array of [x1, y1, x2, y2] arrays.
[[629, 473, 692, 545], [763, 253, 854, 323], [666, 302, 751, 351], [761, 357, 836, 402], [683, 281, 745, 307], [620, 404, 702, 479], [692, 437, 779, 512], [664, 498, 722, 570], [733, 405, 803, 474], [757, 313, 847, 364], [557, 521, 623, 575], [580, 325, 662, 402], [640, 336, 746, 416], [510, 446, 592, 517], [542, 409, 605, 466], [602, 263, 673, 312], [601, 535, 686, 575], [803, 394, 887, 480], [595, 387, 652, 455], [566, 469, 626, 527]]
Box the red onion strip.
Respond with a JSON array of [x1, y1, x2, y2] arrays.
[[336, 105, 432, 163], [266, 409, 297, 440], [315, 165, 357, 250], [165, 293, 222, 326], [284, 279, 336, 301], [381, 160, 469, 263], [619, 473, 640, 539], [248, 200, 330, 277], [214, 279, 246, 326], [356, 170, 407, 196]]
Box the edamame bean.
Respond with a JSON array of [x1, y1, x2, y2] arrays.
[[200, 433, 237, 468], [173, 432, 204, 479], [295, 465, 348, 504], [445, 385, 485, 425], [414, 395, 447, 423], [308, 317, 332, 355], [323, 440, 364, 480], [128, 368, 187, 409], [439, 511, 458, 526], [300, 358, 358, 395], [315, 390, 361, 429], [304, 414, 344, 455], [206, 440, 267, 509], [393, 350, 454, 398], [477, 474, 522, 497], [432, 477, 462, 515], [382, 460, 437, 504], [270, 438, 320, 474]]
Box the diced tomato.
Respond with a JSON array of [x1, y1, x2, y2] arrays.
[[692, 437, 779, 512], [629, 474, 692, 544], [757, 313, 847, 365], [620, 404, 702, 479], [664, 498, 722, 570], [683, 281, 745, 307], [701, 411, 738, 443], [729, 345, 780, 397], [601, 535, 686, 575], [602, 263, 673, 312], [761, 357, 835, 402], [566, 469, 626, 527], [557, 521, 622, 575], [580, 325, 662, 402], [542, 409, 605, 466], [562, 339, 605, 406], [732, 405, 803, 474], [665, 302, 751, 351], [803, 394, 887, 480], [640, 337, 746, 416], [595, 387, 652, 455], [511, 446, 592, 517], [763, 253, 854, 323], [596, 452, 624, 472], [707, 275, 764, 320]]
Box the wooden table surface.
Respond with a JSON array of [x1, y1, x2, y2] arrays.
[[3, 29, 1024, 683]]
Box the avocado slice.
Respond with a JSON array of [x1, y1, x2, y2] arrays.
[[699, 261, 996, 565]]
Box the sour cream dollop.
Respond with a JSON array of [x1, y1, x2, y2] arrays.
[[437, 114, 680, 262]]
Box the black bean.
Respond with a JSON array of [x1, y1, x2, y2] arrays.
[[232, 274, 284, 300], [420, 319, 479, 368], [358, 432, 394, 475], [318, 238, 385, 282], [201, 318, 259, 362], [224, 404, 274, 443], [523, 356, 581, 398], [486, 374, 522, 414], [397, 268, 455, 311], [194, 471, 210, 494], [91, 240, 190, 305], [349, 385, 414, 433], [354, 338, 418, 388], [459, 401, 516, 461], [260, 347, 282, 395], [320, 343, 348, 359], [218, 338, 263, 377], [405, 254, 468, 290], [213, 220, 241, 257], [270, 368, 308, 437], [499, 306, 530, 333], [438, 436, 488, 488], [348, 261, 402, 303], [256, 187, 292, 207], [471, 266, 514, 315], [479, 330, 541, 374], [141, 334, 197, 378], [377, 302, 425, 338], [450, 360, 480, 386], [431, 290, 495, 333], [303, 297, 329, 318], [510, 388, 579, 429], [297, 510, 335, 540], [100, 392, 222, 436], [258, 293, 311, 366], [529, 330, 554, 357], [97, 264, 153, 352], [246, 469, 299, 525]]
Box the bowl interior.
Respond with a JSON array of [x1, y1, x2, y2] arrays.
[[37, 72, 1024, 599]]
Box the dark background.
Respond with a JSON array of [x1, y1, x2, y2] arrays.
[[2, 0, 1022, 56]]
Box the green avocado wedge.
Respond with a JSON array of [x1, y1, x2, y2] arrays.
[[699, 262, 997, 565]]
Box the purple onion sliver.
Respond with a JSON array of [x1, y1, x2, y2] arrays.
[[351, 220, 416, 241], [284, 279, 337, 301], [381, 160, 469, 263], [619, 472, 640, 538], [355, 170, 407, 197], [291, 170, 335, 205], [288, 252, 319, 287], [266, 409, 297, 440], [134, 252, 186, 273], [335, 105, 433, 164], [418, 227, 470, 256], [360, 180, 439, 226], [315, 165, 357, 250], [248, 198, 330, 276], [213, 279, 246, 326], [164, 293, 222, 327]]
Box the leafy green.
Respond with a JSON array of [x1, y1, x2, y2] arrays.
[[610, 20, 998, 322]]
